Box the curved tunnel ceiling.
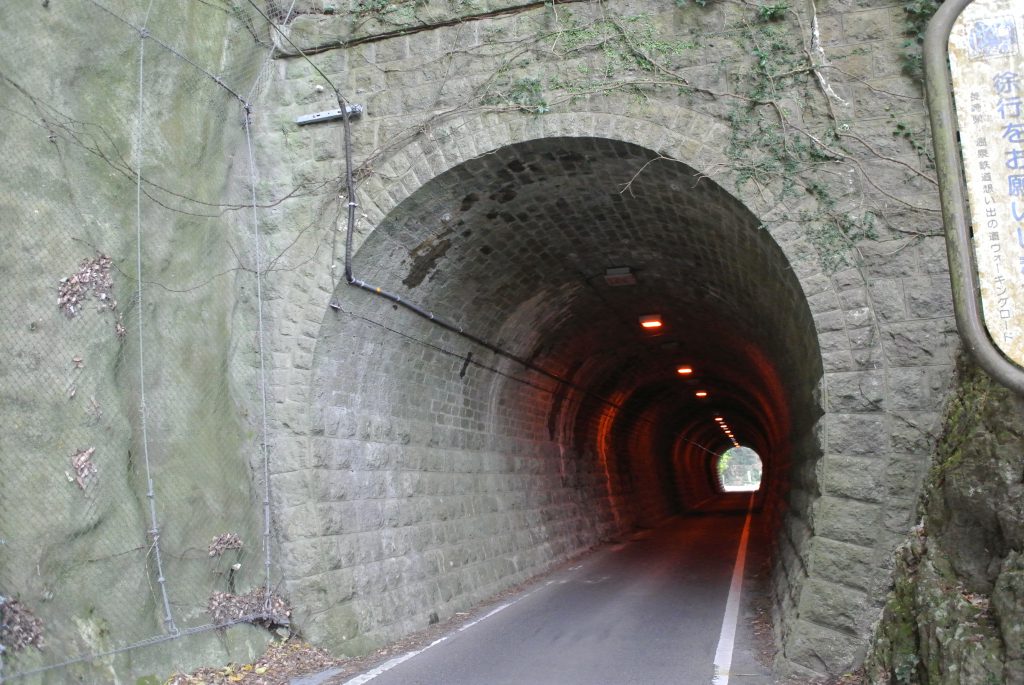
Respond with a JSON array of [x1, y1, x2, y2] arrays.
[[350, 136, 823, 501]]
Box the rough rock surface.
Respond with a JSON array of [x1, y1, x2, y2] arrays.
[[866, 355, 1024, 683]]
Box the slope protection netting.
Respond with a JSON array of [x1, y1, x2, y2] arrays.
[[0, 1, 302, 679]]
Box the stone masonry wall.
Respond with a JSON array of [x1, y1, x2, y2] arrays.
[[239, 0, 958, 671], [249, 0, 957, 677]]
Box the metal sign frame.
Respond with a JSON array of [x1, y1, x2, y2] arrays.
[[925, 0, 1024, 395]]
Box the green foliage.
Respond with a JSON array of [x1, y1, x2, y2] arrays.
[[354, 0, 393, 14], [901, 0, 942, 79], [353, 0, 428, 21], [507, 78, 549, 113], [757, 3, 789, 22], [893, 650, 921, 684], [891, 115, 934, 166], [717, 451, 731, 476], [553, 13, 696, 78], [483, 77, 549, 113], [722, 16, 892, 274], [809, 210, 878, 273], [504, 11, 699, 109]]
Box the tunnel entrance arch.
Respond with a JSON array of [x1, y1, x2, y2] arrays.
[[296, 131, 826, 647], [268, 112, 944, 676]]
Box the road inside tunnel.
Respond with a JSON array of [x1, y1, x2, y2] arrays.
[[330, 494, 772, 685]]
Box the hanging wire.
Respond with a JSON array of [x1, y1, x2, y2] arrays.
[[133, 0, 177, 638], [241, 104, 274, 611], [242, 0, 302, 612], [0, 613, 272, 683]]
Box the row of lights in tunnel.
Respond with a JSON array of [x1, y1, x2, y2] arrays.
[[608, 268, 742, 450], [715, 415, 741, 449], [637, 313, 710, 401], [637, 312, 740, 449]]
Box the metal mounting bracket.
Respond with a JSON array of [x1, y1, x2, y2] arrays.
[[295, 104, 363, 126]]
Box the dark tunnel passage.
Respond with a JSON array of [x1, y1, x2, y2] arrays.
[[307, 136, 824, 648]]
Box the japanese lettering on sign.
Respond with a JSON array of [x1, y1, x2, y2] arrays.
[[949, 0, 1024, 366]]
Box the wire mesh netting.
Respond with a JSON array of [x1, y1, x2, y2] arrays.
[[0, 1, 302, 680]]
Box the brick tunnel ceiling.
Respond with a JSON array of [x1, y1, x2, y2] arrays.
[[345, 136, 822, 488]]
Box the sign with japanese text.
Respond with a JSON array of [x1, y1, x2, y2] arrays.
[[949, 0, 1024, 366]]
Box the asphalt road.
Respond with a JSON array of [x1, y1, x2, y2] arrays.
[[338, 494, 772, 685]]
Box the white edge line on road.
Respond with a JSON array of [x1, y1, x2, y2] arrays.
[[341, 590, 537, 684], [711, 495, 754, 685]]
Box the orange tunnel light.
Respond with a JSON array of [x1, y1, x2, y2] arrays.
[[639, 314, 663, 329]]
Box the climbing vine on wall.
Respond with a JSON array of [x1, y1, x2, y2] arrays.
[[303, 0, 941, 276], [471, 1, 936, 273]]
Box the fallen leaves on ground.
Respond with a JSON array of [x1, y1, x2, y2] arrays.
[[207, 588, 290, 627], [165, 639, 344, 685], [0, 597, 45, 652], [58, 255, 116, 318], [70, 447, 98, 490], [208, 533, 244, 557]]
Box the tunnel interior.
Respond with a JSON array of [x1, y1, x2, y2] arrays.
[[308, 136, 824, 647]]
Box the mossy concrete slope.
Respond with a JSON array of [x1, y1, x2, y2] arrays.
[[0, 2, 272, 681]]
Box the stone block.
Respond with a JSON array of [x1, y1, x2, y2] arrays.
[[858, 238, 919, 277], [886, 365, 952, 410], [815, 495, 882, 546], [904, 275, 953, 319], [889, 411, 939, 454], [848, 325, 878, 349], [867, 279, 906, 321], [814, 309, 848, 333], [827, 413, 888, 455], [824, 43, 875, 79], [826, 370, 885, 412], [920, 235, 951, 274], [815, 14, 844, 46], [821, 455, 883, 502], [881, 495, 918, 534], [822, 350, 856, 372], [806, 289, 841, 315], [842, 9, 892, 43], [785, 618, 867, 674], [799, 577, 871, 634], [881, 318, 957, 365], [819, 330, 852, 354], [809, 535, 877, 591]]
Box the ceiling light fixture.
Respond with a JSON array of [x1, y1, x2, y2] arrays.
[[695, 390, 708, 398], [676, 366, 693, 375], [604, 266, 637, 286], [639, 314, 663, 329]]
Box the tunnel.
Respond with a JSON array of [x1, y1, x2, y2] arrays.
[[301, 135, 823, 650]]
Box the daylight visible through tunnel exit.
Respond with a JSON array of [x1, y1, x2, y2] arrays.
[[716, 446, 763, 492]]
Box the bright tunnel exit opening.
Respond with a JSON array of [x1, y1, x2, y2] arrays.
[[716, 446, 763, 492]]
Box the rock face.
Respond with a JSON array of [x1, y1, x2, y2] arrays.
[[867, 355, 1024, 683]]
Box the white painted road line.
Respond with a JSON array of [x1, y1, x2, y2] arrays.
[[711, 495, 754, 685], [341, 589, 539, 684]]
